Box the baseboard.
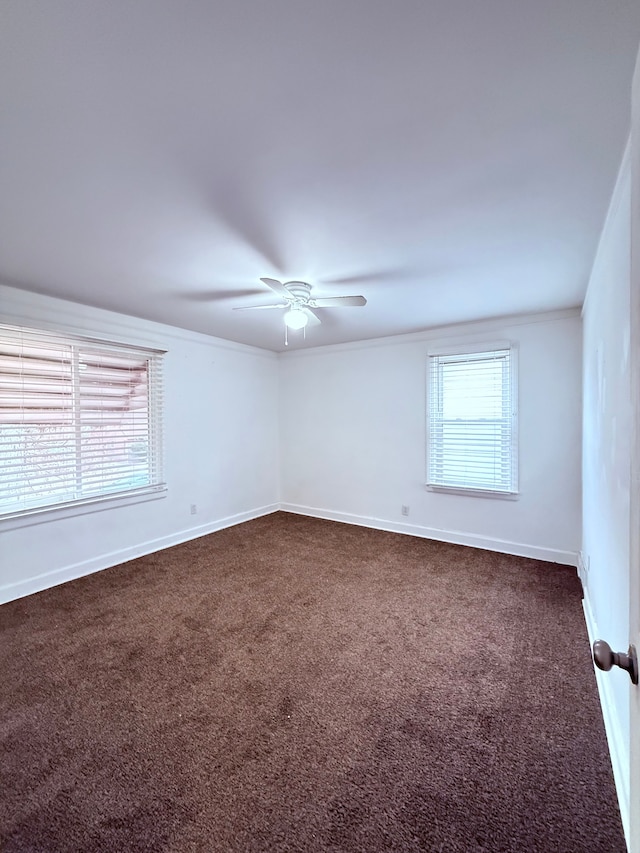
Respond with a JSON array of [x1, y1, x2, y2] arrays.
[[582, 589, 630, 849], [0, 503, 280, 605], [2, 500, 578, 606], [279, 503, 578, 566]]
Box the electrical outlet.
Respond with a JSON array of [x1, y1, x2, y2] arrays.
[[190, 504, 197, 515], [401, 505, 410, 517]]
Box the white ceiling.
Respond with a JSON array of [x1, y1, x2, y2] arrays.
[[1, 1, 639, 352]]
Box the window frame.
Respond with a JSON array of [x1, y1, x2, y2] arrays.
[[426, 341, 519, 499], [0, 323, 167, 524]]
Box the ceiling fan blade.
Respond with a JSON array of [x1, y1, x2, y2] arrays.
[[312, 295, 367, 307], [260, 277, 290, 297], [233, 303, 288, 311], [303, 307, 322, 326]]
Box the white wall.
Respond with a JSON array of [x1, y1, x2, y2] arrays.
[[581, 142, 631, 838], [279, 310, 582, 564], [0, 285, 280, 603], [0, 287, 584, 608]]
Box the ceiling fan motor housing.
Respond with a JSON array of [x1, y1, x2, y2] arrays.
[[284, 282, 312, 303]]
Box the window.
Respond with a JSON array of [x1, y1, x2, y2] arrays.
[[0, 324, 165, 519], [427, 344, 517, 496]]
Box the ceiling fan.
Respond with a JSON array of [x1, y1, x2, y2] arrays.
[[233, 278, 367, 343]]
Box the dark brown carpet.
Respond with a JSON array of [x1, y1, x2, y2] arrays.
[[1, 512, 624, 852]]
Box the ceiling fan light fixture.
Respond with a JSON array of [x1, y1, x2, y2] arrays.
[[284, 307, 308, 330]]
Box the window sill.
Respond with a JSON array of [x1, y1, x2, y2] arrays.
[[0, 487, 168, 531], [426, 484, 520, 501]]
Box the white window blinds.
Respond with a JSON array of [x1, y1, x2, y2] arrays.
[[0, 324, 165, 518], [427, 346, 517, 495]]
